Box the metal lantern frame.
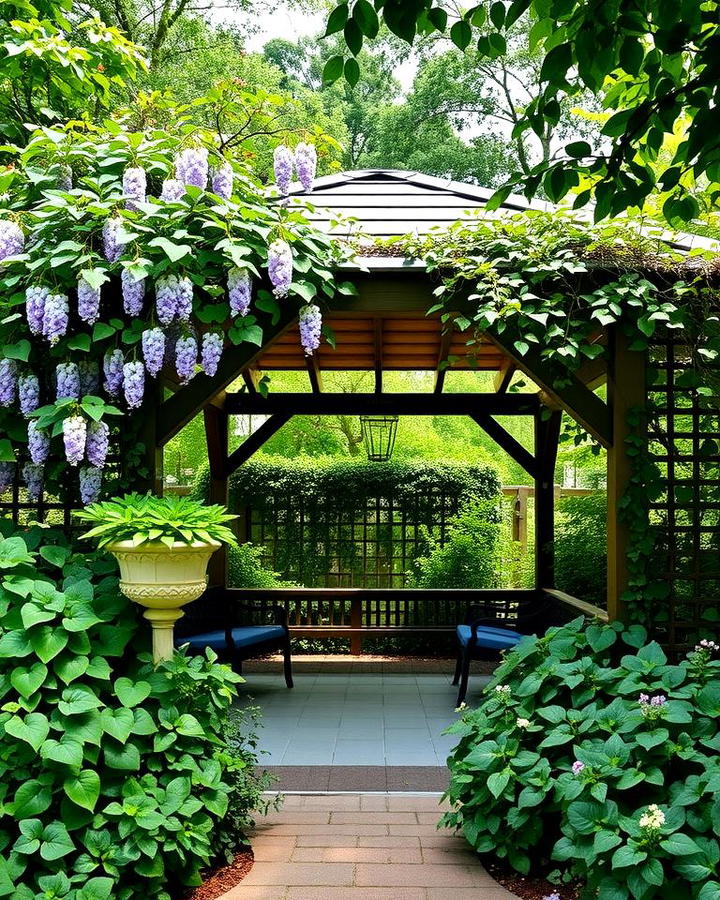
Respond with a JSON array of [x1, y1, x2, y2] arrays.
[[359, 414, 399, 462]]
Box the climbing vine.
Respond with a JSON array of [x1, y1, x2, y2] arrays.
[[405, 210, 720, 632], [0, 86, 352, 505]]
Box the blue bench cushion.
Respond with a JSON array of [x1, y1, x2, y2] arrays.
[[456, 624, 523, 651], [176, 625, 286, 652]]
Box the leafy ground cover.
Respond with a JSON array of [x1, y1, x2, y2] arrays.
[[443, 617, 720, 899], [0, 520, 271, 899]]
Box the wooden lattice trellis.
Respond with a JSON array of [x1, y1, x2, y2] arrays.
[[647, 339, 720, 651]]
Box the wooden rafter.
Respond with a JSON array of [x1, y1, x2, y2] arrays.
[[306, 354, 324, 393], [225, 392, 539, 416], [242, 367, 262, 394], [433, 326, 454, 394], [373, 318, 383, 393], [494, 358, 516, 393], [485, 332, 612, 447], [225, 413, 291, 475], [575, 356, 608, 390], [470, 413, 537, 477]]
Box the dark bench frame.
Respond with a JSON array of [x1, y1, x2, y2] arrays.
[[175, 590, 293, 688]]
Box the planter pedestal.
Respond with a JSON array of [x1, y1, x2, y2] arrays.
[[108, 539, 221, 663]]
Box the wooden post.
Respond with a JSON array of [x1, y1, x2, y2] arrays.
[[204, 405, 229, 588], [534, 410, 562, 589], [607, 329, 646, 621], [350, 594, 363, 655]]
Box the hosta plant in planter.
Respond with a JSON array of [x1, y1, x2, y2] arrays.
[[78, 494, 237, 662]]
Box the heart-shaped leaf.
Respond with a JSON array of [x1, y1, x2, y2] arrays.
[[64, 769, 101, 812]]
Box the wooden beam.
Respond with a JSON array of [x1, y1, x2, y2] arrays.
[[306, 354, 324, 393], [494, 358, 516, 393], [470, 413, 538, 477], [203, 405, 229, 587], [137, 379, 164, 495], [607, 329, 646, 622], [373, 318, 383, 394], [225, 413, 291, 474], [242, 367, 262, 394], [485, 332, 612, 447], [535, 409, 562, 589], [576, 356, 608, 390], [156, 304, 297, 447], [225, 392, 539, 416], [434, 326, 454, 394]]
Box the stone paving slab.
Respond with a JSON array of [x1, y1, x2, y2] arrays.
[[221, 793, 515, 900]]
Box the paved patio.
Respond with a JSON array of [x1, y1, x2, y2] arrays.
[[235, 672, 491, 767], [221, 792, 515, 899]]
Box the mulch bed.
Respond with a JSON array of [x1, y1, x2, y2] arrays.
[[179, 849, 253, 900], [486, 859, 583, 900]]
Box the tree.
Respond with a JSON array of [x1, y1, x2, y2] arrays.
[[0, 0, 145, 143], [324, 0, 720, 222]]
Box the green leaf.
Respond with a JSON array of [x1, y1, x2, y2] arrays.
[[2, 339, 31, 362], [104, 740, 140, 771], [114, 677, 151, 707], [612, 845, 647, 867], [344, 57, 360, 87], [487, 770, 511, 798], [67, 333, 92, 352], [353, 0, 379, 38], [12, 780, 52, 818], [4, 712, 50, 751], [325, 3, 348, 36], [659, 833, 702, 856], [40, 822, 75, 861], [450, 20, 472, 50], [10, 661, 48, 698], [149, 236, 192, 262], [41, 737, 84, 767], [29, 625, 69, 663], [0, 438, 14, 462], [323, 55, 345, 85], [64, 769, 101, 812], [92, 322, 117, 342]]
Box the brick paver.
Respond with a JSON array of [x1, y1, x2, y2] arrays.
[[221, 793, 515, 900]]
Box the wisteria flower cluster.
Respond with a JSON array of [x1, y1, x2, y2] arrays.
[[123, 361, 145, 409], [28, 419, 49, 464], [175, 335, 198, 383], [18, 373, 39, 417], [0, 461, 14, 494], [299, 303, 322, 355], [102, 216, 124, 263], [161, 178, 185, 202], [272, 142, 317, 194], [156, 274, 193, 325], [123, 165, 146, 210], [77, 276, 101, 325], [56, 362, 80, 400], [62, 414, 87, 466], [175, 147, 209, 189], [201, 332, 223, 377], [121, 268, 145, 316], [268, 239, 293, 297], [22, 462, 43, 501], [0, 219, 24, 263], [103, 349, 125, 397], [142, 328, 166, 377], [79, 465, 103, 504], [0, 359, 17, 407], [211, 162, 234, 200]]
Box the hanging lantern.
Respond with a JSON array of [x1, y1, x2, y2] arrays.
[[360, 415, 399, 462]]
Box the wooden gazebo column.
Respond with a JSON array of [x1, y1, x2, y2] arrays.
[[204, 404, 230, 587], [534, 409, 562, 588]]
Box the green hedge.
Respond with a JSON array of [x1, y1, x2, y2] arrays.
[[193, 459, 502, 587]]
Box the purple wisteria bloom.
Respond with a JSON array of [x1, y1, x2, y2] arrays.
[[160, 178, 185, 202], [155, 274, 193, 325], [228, 267, 251, 317], [56, 362, 81, 400], [295, 142, 317, 192], [121, 268, 145, 317], [42, 292, 69, 345], [142, 327, 166, 377], [27, 419, 50, 465], [123, 361, 145, 409], [123, 166, 147, 210], [102, 216, 124, 264], [268, 239, 293, 297], [299, 303, 322, 355], [273, 145, 293, 195], [63, 415, 87, 466], [175, 148, 209, 189], [86, 420, 109, 468], [0, 359, 17, 407], [0, 220, 24, 263], [77, 275, 101, 325], [22, 462, 43, 501], [211, 162, 234, 200], [175, 335, 197, 384], [78, 360, 99, 396], [18, 373, 40, 417], [0, 462, 14, 494], [79, 466, 103, 504], [201, 332, 223, 377], [26, 285, 49, 334], [103, 349, 124, 397], [57, 165, 72, 191]]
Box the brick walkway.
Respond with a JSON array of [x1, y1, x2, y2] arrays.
[[221, 793, 515, 900]]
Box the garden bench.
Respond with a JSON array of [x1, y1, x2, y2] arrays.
[[174, 589, 293, 688], [453, 594, 556, 705]]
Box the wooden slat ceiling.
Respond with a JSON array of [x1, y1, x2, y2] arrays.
[[258, 315, 506, 371]]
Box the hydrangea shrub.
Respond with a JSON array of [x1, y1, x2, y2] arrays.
[[442, 617, 720, 899]]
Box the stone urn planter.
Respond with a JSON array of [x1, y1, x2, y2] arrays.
[[108, 538, 221, 663]]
